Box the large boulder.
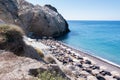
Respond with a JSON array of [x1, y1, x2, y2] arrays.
[[0, 0, 69, 37]]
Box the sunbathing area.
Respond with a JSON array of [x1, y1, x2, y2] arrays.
[[40, 39, 120, 80]]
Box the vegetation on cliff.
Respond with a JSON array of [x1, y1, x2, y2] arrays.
[[0, 24, 25, 55]]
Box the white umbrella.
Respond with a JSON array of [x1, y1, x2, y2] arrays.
[[83, 64, 90, 68], [66, 48, 71, 51], [92, 69, 100, 74], [73, 59, 79, 62], [100, 66, 107, 70], [71, 51, 76, 54], [80, 71, 90, 76], [111, 71, 120, 76], [83, 57, 89, 61], [91, 60, 96, 65]]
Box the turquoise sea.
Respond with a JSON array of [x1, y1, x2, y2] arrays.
[[58, 20, 120, 65]]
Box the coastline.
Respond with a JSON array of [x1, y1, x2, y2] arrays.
[[40, 39, 120, 73], [58, 41, 120, 72], [25, 37, 120, 79]]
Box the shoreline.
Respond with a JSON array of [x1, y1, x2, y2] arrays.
[[40, 39, 120, 73], [60, 42, 120, 67], [28, 38, 120, 79], [58, 41, 120, 72], [23, 36, 120, 79]]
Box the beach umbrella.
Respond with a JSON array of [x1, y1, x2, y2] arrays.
[[55, 43, 59, 46], [55, 50, 60, 53], [92, 69, 100, 75], [83, 64, 90, 68], [87, 75, 97, 80], [73, 58, 79, 62], [66, 48, 71, 51], [63, 46, 67, 49], [75, 53, 80, 56], [71, 51, 76, 54], [51, 45, 56, 48], [111, 71, 120, 76], [100, 66, 107, 70], [90, 60, 96, 65], [66, 65, 77, 71], [104, 75, 115, 80], [60, 45, 63, 47], [83, 57, 89, 61], [80, 71, 90, 76]]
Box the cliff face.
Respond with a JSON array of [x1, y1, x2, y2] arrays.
[[0, 0, 69, 37]]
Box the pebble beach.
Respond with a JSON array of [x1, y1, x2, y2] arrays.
[[40, 39, 120, 80]]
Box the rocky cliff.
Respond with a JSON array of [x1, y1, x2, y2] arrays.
[[0, 0, 69, 37]]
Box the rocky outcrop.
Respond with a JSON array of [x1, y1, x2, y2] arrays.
[[0, 0, 69, 37], [0, 51, 46, 80]]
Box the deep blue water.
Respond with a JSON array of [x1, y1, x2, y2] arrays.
[[58, 20, 120, 65]]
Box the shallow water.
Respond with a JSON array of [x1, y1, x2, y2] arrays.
[[57, 20, 120, 65]]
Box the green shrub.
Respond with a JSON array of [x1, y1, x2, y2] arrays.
[[37, 70, 66, 80], [0, 24, 25, 55], [0, 24, 24, 35]]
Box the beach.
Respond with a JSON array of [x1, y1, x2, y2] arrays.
[[40, 39, 120, 80], [61, 21, 120, 65], [59, 41, 120, 72]]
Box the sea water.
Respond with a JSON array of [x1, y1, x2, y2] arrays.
[[57, 20, 120, 65]]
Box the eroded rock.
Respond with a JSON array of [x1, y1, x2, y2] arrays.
[[0, 0, 69, 37]]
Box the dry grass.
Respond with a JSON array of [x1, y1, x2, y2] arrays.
[[35, 48, 44, 58], [0, 24, 25, 55], [0, 24, 24, 35], [44, 55, 56, 64]]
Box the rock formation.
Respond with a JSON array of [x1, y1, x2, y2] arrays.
[[0, 0, 69, 37], [0, 0, 70, 79], [0, 24, 68, 80]]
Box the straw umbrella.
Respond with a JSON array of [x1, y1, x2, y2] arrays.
[[83, 57, 90, 61], [83, 64, 90, 68], [92, 69, 100, 75], [90, 60, 97, 65], [80, 71, 90, 76], [104, 75, 115, 80], [100, 66, 107, 70], [87, 75, 97, 80], [111, 71, 120, 76]]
